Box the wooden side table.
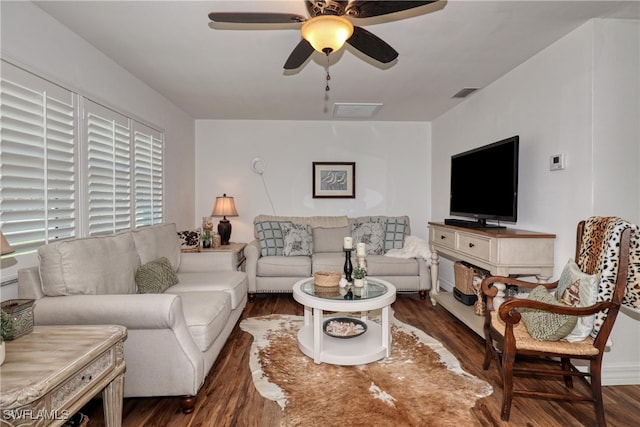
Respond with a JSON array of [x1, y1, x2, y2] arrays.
[[201, 242, 247, 271], [0, 325, 127, 427]]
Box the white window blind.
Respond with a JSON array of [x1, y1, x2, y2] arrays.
[[133, 122, 163, 228], [1, 60, 165, 257], [0, 63, 76, 254], [84, 100, 132, 236]]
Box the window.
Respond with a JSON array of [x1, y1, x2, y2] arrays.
[[0, 60, 165, 255]]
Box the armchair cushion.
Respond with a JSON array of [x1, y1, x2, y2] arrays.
[[556, 258, 598, 342], [520, 286, 578, 341], [136, 257, 179, 294], [281, 223, 313, 256]]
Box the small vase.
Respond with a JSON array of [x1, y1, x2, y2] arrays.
[[0, 341, 5, 366], [203, 240, 211, 249], [354, 278, 365, 288]]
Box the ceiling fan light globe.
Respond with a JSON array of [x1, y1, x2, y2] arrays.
[[301, 15, 354, 54]]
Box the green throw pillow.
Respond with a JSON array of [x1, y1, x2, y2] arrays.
[[520, 285, 578, 341], [135, 257, 179, 293]]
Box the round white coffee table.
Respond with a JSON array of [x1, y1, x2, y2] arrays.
[[292, 277, 396, 365]]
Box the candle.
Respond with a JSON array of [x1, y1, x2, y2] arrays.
[[356, 242, 366, 256], [343, 237, 353, 249]]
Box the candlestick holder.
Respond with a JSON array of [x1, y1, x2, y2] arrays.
[[343, 248, 353, 282]]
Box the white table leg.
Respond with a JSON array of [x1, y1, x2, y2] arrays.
[[382, 305, 391, 357], [304, 304, 312, 326], [313, 307, 322, 364], [430, 248, 440, 305]]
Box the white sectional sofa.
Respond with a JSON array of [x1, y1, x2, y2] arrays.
[[245, 215, 430, 301], [17, 223, 247, 413]]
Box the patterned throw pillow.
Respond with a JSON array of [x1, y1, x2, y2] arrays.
[[383, 218, 408, 251], [351, 221, 385, 255], [256, 221, 290, 256], [280, 223, 313, 256], [177, 229, 201, 251], [135, 257, 179, 294], [555, 258, 599, 342], [520, 285, 578, 341]]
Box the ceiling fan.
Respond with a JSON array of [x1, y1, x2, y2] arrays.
[[208, 1, 439, 70]]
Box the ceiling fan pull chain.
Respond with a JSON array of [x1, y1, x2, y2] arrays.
[[325, 54, 331, 92]]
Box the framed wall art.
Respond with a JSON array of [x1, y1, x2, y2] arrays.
[[312, 162, 355, 198]]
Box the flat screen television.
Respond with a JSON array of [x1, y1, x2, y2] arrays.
[[447, 135, 519, 229]]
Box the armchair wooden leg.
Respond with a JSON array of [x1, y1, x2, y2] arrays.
[[590, 360, 606, 427], [561, 357, 574, 388], [180, 395, 196, 414], [500, 354, 515, 421], [482, 339, 493, 370]]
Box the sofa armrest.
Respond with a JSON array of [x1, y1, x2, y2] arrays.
[[418, 258, 431, 291], [245, 239, 261, 293], [33, 293, 184, 329]]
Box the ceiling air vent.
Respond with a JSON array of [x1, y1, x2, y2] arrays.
[[333, 103, 383, 118], [452, 88, 479, 98]]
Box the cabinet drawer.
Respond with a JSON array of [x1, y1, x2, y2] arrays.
[[431, 228, 456, 249], [457, 234, 491, 260]]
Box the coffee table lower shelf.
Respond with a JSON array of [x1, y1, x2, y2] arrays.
[[297, 320, 389, 366]]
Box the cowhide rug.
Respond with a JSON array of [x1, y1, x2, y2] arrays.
[[240, 312, 493, 427]]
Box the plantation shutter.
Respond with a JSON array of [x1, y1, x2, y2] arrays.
[[133, 122, 164, 227], [84, 100, 132, 236], [0, 62, 76, 255]]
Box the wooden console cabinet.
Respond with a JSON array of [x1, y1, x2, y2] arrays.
[[428, 222, 556, 335]]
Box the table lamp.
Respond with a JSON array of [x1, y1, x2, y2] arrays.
[[211, 194, 238, 245], [1, 231, 15, 255]]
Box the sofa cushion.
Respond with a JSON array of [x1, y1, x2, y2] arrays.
[[311, 252, 344, 273], [136, 257, 179, 294], [365, 255, 420, 276], [382, 217, 408, 251], [256, 221, 289, 256], [313, 226, 350, 253], [38, 232, 140, 296], [281, 223, 313, 256], [351, 222, 385, 255], [169, 271, 248, 310], [131, 223, 181, 271], [171, 291, 232, 352], [257, 256, 311, 277], [177, 229, 201, 252]]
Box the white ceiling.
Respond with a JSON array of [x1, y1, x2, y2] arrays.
[[34, 1, 639, 121]]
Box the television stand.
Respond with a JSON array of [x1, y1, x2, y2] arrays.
[[428, 222, 555, 336], [444, 218, 506, 229]]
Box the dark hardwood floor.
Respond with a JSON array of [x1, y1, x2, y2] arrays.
[[83, 293, 640, 426]]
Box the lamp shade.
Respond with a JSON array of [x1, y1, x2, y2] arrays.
[[211, 194, 239, 218], [1, 231, 15, 255], [301, 15, 354, 54]]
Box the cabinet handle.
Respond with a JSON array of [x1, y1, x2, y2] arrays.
[[468, 243, 475, 248], [440, 235, 446, 240]]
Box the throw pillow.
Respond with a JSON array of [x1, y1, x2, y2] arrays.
[[520, 285, 578, 341], [280, 223, 313, 256], [177, 229, 201, 251], [135, 257, 179, 294], [555, 258, 599, 342], [255, 221, 290, 256], [351, 221, 385, 255], [383, 217, 408, 252]]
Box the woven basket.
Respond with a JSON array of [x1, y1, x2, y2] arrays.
[[314, 271, 341, 287]]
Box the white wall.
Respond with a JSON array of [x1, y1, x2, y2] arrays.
[[0, 1, 195, 294], [194, 120, 431, 243], [432, 19, 640, 384]]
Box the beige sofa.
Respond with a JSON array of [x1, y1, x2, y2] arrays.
[[245, 215, 430, 301], [17, 223, 247, 413]]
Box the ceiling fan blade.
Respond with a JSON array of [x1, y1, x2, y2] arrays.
[[284, 39, 315, 70], [208, 12, 306, 24], [346, 26, 398, 63], [345, 1, 437, 19]]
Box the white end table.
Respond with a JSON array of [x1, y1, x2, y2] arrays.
[[292, 277, 396, 365]]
